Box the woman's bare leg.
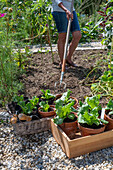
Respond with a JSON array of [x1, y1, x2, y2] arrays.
[[57, 32, 66, 64], [66, 31, 82, 64]]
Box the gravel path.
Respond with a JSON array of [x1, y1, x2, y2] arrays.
[[20, 41, 106, 53], [0, 122, 113, 170]]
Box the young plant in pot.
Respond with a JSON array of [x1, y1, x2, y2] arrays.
[[10, 96, 39, 124], [55, 89, 78, 109], [53, 99, 78, 139], [39, 89, 56, 105], [104, 99, 113, 130], [77, 95, 108, 136], [8, 95, 27, 115], [38, 101, 56, 118]]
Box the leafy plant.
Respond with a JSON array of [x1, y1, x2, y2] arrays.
[[55, 89, 74, 105], [39, 101, 50, 112], [91, 66, 113, 97], [53, 100, 77, 125], [14, 95, 39, 115], [18, 101, 35, 115], [106, 99, 113, 115], [12, 95, 24, 103], [77, 95, 108, 126], [41, 89, 56, 100], [29, 96, 39, 107], [96, 0, 113, 49]]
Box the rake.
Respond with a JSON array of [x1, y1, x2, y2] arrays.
[[55, 0, 74, 90]]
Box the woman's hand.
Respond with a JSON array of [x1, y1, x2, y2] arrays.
[[65, 9, 73, 20], [58, 2, 73, 20]]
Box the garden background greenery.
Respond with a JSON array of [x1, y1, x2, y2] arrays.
[[0, 0, 113, 107]]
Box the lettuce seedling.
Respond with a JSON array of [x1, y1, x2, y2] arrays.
[[14, 96, 39, 115], [77, 95, 108, 126], [41, 89, 56, 100], [55, 89, 75, 105], [106, 99, 113, 115], [39, 101, 50, 112], [18, 101, 36, 115], [54, 100, 77, 125], [29, 96, 39, 107]]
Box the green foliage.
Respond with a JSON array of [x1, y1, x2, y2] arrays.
[[95, 0, 113, 49], [91, 47, 113, 97], [29, 96, 39, 107], [54, 100, 76, 125], [77, 95, 108, 126], [79, 14, 100, 42], [54, 89, 77, 124], [12, 95, 24, 103], [14, 95, 39, 115], [91, 68, 113, 97], [0, 1, 34, 106], [41, 89, 56, 100], [0, 0, 55, 45], [55, 89, 74, 105], [106, 99, 113, 115], [39, 101, 50, 112], [0, 43, 24, 106], [18, 101, 35, 115]]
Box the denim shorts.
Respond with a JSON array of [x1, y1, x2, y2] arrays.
[[52, 11, 80, 33]]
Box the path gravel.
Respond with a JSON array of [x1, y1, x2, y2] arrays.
[[21, 41, 106, 53], [0, 121, 113, 170]]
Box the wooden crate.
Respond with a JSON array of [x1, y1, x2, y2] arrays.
[[51, 119, 113, 158], [13, 117, 51, 135]]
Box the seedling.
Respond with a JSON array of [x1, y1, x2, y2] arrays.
[[55, 89, 75, 105], [77, 95, 108, 126], [106, 99, 113, 116], [41, 89, 56, 100], [39, 101, 50, 112], [54, 100, 77, 125]]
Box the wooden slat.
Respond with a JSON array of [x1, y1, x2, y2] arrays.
[[51, 119, 113, 158], [51, 119, 71, 157]]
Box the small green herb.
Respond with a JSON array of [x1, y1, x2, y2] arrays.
[[39, 101, 50, 112], [41, 89, 56, 100]]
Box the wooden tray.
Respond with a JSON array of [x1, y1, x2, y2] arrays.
[[51, 119, 113, 158], [13, 117, 51, 135]]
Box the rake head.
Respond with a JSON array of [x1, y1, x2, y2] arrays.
[[54, 80, 66, 93]]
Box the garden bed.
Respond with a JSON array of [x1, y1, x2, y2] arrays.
[[51, 119, 113, 158], [22, 49, 108, 105]]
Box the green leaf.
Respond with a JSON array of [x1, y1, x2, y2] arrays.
[[39, 101, 49, 112], [41, 89, 55, 99], [68, 113, 75, 120], [106, 99, 113, 110], [100, 119, 108, 124], [108, 111, 113, 115], [53, 117, 63, 125]]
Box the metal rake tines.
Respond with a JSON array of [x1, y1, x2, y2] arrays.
[[54, 81, 66, 90]]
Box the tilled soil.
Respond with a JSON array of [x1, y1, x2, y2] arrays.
[[22, 49, 107, 104]]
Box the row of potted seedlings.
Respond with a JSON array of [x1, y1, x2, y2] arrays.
[[9, 89, 113, 139], [9, 89, 57, 124]]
